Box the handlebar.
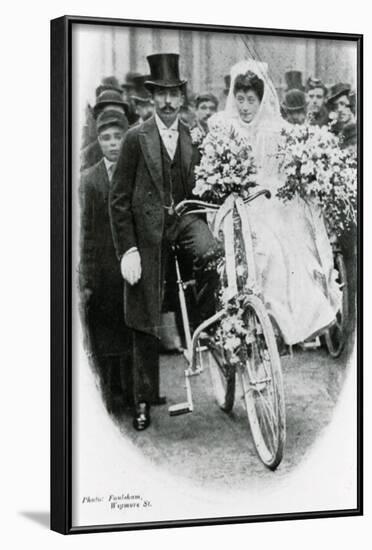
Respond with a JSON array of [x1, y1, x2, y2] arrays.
[[175, 187, 272, 216]]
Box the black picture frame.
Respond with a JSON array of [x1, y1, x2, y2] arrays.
[[51, 14, 363, 535]]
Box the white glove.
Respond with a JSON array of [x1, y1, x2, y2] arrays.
[[120, 249, 142, 285]]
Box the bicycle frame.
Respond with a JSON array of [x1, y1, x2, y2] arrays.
[[168, 188, 271, 416]]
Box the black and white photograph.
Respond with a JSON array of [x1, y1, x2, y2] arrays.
[[51, 15, 361, 533]]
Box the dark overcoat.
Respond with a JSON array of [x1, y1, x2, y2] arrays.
[[109, 116, 199, 338], [80, 159, 131, 356]]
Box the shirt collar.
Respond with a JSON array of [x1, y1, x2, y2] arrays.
[[155, 112, 179, 133]]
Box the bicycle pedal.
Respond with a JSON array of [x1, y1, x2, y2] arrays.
[[195, 345, 208, 353], [168, 402, 193, 416], [185, 367, 203, 377], [300, 336, 321, 349]]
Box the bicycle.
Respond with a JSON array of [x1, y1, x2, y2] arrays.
[[168, 188, 286, 470]]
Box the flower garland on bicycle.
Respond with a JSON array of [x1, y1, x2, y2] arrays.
[[192, 120, 260, 366]]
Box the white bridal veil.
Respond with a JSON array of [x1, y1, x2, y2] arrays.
[[224, 59, 282, 132], [209, 58, 284, 179]]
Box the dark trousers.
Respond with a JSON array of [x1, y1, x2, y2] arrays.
[[132, 214, 219, 406], [97, 353, 134, 412]]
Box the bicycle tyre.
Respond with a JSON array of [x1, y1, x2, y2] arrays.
[[324, 252, 349, 358], [239, 294, 286, 470]]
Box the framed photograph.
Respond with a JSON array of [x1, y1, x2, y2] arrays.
[[51, 15, 362, 534]]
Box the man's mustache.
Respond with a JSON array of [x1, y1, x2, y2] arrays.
[[161, 105, 176, 112]]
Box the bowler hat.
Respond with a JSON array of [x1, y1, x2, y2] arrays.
[[93, 90, 129, 118], [96, 109, 129, 133], [131, 75, 154, 103], [95, 76, 123, 97], [327, 82, 351, 105], [282, 89, 306, 111], [284, 70, 304, 91], [145, 53, 187, 89], [121, 71, 142, 90]]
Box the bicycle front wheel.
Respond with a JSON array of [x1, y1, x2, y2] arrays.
[[239, 295, 286, 470]]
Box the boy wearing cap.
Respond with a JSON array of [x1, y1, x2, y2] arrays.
[[81, 89, 130, 171], [110, 53, 220, 431], [80, 110, 133, 415], [194, 92, 219, 135]]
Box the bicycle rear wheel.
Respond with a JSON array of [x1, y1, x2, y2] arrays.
[[239, 295, 286, 470], [324, 252, 349, 358]]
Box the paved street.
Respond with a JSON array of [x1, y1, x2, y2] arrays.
[[115, 338, 354, 489]]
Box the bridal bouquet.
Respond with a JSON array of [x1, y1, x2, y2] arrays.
[[192, 122, 258, 204], [276, 124, 357, 236]]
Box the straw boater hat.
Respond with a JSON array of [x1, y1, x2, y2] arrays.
[[144, 53, 187, 90]]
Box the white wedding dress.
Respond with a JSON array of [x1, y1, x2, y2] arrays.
[[207, 60, 341, 345]]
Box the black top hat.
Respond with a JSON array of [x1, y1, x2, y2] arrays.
[[327, 82, 351, 105], [285, 70, 304, 91], [145, 54, 187, 89], [282, 89, 306, 112], [131, 75, 154, 103], [93, 90, 129, 118], [96, 109, 129, 133]]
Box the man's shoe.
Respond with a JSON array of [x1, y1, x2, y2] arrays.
[[133, 402, 151, 431]]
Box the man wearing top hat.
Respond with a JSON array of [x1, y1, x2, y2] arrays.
[[281, 89, 307, 125], [109, 53, 219, 431], [284, 70, 304, 92]]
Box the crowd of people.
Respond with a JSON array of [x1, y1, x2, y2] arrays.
[[79, 53, 357, 430], [81, 67, 357, 172]]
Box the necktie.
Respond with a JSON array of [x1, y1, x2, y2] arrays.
[[107, 163, 114, 181]]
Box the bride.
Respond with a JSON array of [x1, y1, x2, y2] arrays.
[[206, 59, 341, 345]]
